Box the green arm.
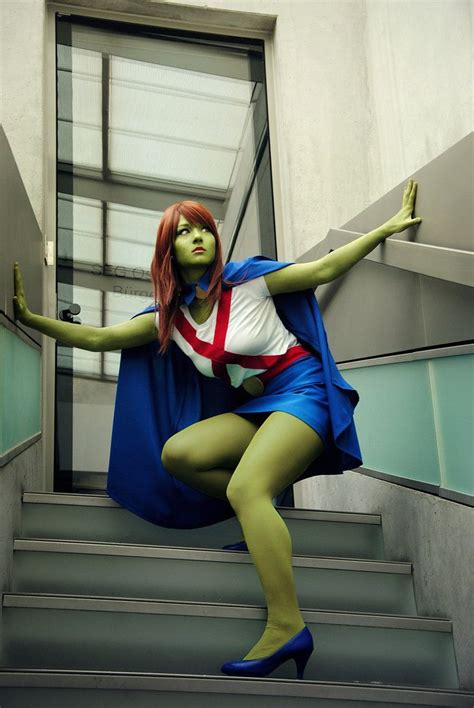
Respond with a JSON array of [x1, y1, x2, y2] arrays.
[[96, 312, 157, 351], [320, 224, 390, 282], [14, 261, 157, 352], [271, 179, 422, 290], [22, 312, 101, 351], [320, 178, 422, 282], [263, 226, 389, 295], [22, 311, 158, 352]]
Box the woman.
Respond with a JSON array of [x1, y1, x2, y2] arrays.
[[13, 180, 421, 680]]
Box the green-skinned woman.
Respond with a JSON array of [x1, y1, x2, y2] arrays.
[[13, 180, 421, 679]]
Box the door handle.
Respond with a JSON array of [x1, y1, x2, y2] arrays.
[[59, 303, 82, 325]]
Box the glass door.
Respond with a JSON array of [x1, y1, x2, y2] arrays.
[[55, 13, 278, 494]]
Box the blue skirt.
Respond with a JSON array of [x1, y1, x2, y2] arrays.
[[232, 353, 331, 448]]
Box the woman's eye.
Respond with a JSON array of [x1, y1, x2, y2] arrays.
[[178, 226, 208, 235]]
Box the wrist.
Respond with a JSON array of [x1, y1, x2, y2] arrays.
[[22, 310, 35, 326], [381, 219, 398, 238], [374, 223, 393, 241]]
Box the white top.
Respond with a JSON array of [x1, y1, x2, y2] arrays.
[[155, 275, 302, 388]]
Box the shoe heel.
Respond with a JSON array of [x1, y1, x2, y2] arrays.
[[294, 649, 312, 680]]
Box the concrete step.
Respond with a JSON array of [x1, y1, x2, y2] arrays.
[[12, 539, 416, 615], [21, 493, 385, 560], [0, 594, 458, 688], [1, 670, 474, 707]]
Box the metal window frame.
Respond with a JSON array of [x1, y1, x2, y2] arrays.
[[44, 1, 282, 490]]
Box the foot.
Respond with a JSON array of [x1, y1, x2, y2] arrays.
[[242, 620, 306, 661]]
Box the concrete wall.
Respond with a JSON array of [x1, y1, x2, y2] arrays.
[[160, 0, 471, 257], [0, 1, 47, 228], [6, 0, 464, 257], [0, 0, 48, 645], [294, 472, 474, 688]]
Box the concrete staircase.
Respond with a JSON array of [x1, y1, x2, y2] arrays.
[[0, 492, 473, 706]]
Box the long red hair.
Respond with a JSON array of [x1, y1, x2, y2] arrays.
[[150, 200, 235, 355]]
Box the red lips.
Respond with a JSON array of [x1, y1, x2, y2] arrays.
[[192, 247, 206, 253]]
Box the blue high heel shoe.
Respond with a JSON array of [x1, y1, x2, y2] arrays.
[[221, 626, 313, 680], [222, 540, 248, 552]]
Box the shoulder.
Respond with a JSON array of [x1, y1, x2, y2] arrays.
[[231, 273, 271, 299], [224, 255, 288, 284]]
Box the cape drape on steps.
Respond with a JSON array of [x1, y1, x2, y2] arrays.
[[106, 255, 362, 529]]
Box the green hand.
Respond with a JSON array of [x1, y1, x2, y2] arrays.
[[383, 179, 423, 237], [13, 261, 32, 324]]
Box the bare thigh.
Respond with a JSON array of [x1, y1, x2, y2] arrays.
[[226, 411, 326, 505], [161, 412, 261, 474]]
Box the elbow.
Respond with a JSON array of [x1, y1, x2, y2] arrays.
[[89, 328, 103, 352], [315, 260, 336, 286]]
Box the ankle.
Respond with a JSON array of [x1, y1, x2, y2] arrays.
[[265, 616, 305, 634]]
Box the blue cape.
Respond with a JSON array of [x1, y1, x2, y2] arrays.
[[106, 256, 362, 529]]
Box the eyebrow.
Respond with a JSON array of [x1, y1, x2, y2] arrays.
[[176, 221, 205, 230]]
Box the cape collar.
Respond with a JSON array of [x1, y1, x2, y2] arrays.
[[178, 267, 212, 306]]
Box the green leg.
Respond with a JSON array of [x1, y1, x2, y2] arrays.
[[226, 411, 325, 660], [161, 412, 260, 501], [162, 410, 325, 660]]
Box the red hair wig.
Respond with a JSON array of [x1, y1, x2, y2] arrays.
[[150, 200, 235, 355]]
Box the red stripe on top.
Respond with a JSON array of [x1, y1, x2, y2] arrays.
[[173, 288, 314, 384], [212, 288, 232, 384], [258, 345, 312, 381], [175, 308, 297, 368]]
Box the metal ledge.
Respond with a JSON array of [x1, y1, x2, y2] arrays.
[[0, 432, 42, 468], [310, 228, 473, 287], [0, 670, 473, 705], [354, 467, 473, 509], [2, 593, 452, 630], [13, 538, 411, 574], [21, 493, 382, 524], [339, 343, 474, 370], [48, 2, 277, 39]]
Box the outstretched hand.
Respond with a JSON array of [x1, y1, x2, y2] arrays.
[[382, 179, 422, 237], [13, 261, 32, 324]]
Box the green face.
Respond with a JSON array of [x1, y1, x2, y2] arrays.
[[173, 214, 216, 284]]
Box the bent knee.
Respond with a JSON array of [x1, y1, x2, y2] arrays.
[[226, 478, 269, 509], [161, 436, 192, 474]]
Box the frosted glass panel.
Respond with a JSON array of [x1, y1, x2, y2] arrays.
[[109, 55, 249, 188], [342, 354, 473, 498], [0, 325, 41, 454], [430, 355, 474, 495], [112, 55, 253, 103], [109, 134, 236, 189], [343, 361, 439, 484], [110, 59, 249, 146]]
